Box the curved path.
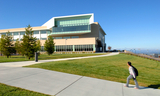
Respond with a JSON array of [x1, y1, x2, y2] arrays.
[[0, 52, 160, 96]]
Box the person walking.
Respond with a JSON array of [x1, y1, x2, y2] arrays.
[[124, 62, 139, 89]]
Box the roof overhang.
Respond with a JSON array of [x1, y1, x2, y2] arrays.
[[0, 26, 48, 33]]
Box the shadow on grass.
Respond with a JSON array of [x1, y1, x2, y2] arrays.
[[148, 84, 160, 89], [11, 57, 25, 58]]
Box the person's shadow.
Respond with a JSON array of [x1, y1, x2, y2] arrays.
[[148, 84, 160, 89], [127, 84, 160, 89]]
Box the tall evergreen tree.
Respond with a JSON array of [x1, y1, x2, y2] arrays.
[[15, 39, 25, 55], [44, 36, 55, 55], [35, 40, 41, 52], [21, 25, 37, 59], [0, 32, 13, 58]]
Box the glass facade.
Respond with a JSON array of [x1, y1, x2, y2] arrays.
[[56, 45, 73, 51], [1, 33, 6, 36], [20, 32, 25, 35], [75, 45, 93, 51], [49, 18, 91, 35], [71, 36, 79, 38], [63, 36, 70, 39], [55, 18, 89, 27], [41, 38, 47, 40], [9, 32, 12, 36], [40, 30, 47, 34], [41, 46, 45, 52], [34, 31, 39, 34], [13, 32, 19, 35], [55, 37, 62, 39], [55, 44, 93, 52], [52, 25, 90, 33]]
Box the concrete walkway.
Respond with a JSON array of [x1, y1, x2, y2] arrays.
[[0, 52, 119, 67], [0, 52, 160, 96]]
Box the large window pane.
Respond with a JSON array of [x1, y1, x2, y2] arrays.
[[8, 32, 12, 36], [41, 38, 47, 40], [34, 31, 39, 34], [20, 32, 25, 35], [55, 37, 62, 39], [13, 32, 19, 35], [1, 33, 6, 36], [41, 30, 46, 34], [52, 25, 90, 33], [63, 37, 70, 39], [72, 36, 79, 38]]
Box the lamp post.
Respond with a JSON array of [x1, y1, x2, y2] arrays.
[[103, 36, 104, 53]]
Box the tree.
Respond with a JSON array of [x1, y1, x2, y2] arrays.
[[15, 39, 25, 55], [21, 25, 38, 59], [0, 39, 2, 56], [108, 46, 111, 51], [44, 36, 55, 55], [35, 40, 41, 52], [0, 32, 13, 58]]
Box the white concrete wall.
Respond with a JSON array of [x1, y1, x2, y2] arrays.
[[42, 17, 55, 29]]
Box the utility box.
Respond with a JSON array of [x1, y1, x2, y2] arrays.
[[35, 52, 38, 62]]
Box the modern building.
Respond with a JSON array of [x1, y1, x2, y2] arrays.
[[0, 13, 106, 52]]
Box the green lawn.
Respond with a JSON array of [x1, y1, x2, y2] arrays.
[[0, 53, 104, 63], [0, 83, 49, 96], [25, 53, 160, 89]]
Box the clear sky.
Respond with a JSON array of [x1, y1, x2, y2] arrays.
[[0, 0, 160, 50]]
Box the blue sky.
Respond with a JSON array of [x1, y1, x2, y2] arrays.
[[0, 0, 160, 50]]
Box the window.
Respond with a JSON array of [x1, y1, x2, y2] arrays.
[[1, 33, 6, 36], [34, 31, 39, 34], [55, 45, 73, 52], [52, 25, 90, 33], [20, 32, 25, 35], [47, 31, 51, 34], [63, 37, 70, 39], [13, 32, 19, 35], [41, 38, 47, 40], [75, 44, 93, 51], [72, 36, 79, 38], [41, 46, 45, 52], [40, 30, 46, 34], [8, 33, 12, 36], [55, 18, 90, 27], [55, 37, 62, 39]]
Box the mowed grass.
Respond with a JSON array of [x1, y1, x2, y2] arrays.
[[0, 83, 49, 96], [26, 54, 160, 89], [0, 53, 104, 63]]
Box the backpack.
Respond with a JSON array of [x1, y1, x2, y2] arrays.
[[132, 66, 138, 76]]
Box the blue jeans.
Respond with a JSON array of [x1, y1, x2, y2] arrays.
[[126, 75, 139, 88]]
